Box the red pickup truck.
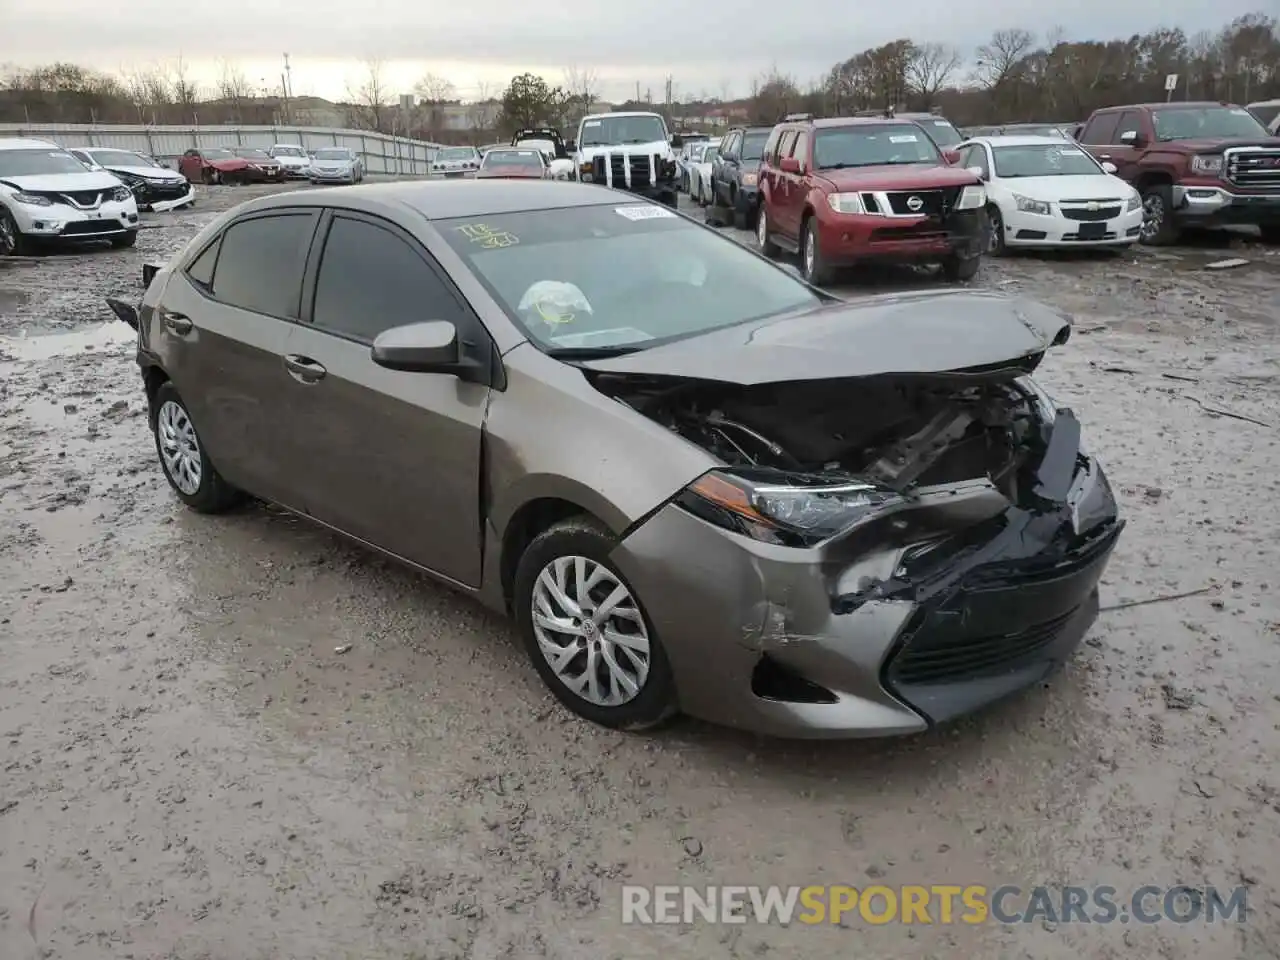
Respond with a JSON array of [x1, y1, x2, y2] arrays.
[[1076, 101, 1280, 245]]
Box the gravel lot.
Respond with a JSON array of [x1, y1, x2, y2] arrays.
[[2, 181, 1279, 960]]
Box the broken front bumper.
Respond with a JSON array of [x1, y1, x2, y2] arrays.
[[610, 411, 1122, 738]]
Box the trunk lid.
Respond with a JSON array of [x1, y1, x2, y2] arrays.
[[580, 290, 1071, 385]]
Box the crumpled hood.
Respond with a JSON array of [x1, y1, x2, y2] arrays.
[[105, 165, 185, 181], [581, 290, 1071, 385], [0, 171, 126, 192]]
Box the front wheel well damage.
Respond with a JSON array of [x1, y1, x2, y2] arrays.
[[499, 498, 601, 611]]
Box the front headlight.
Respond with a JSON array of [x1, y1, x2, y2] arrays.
[[11, 192, 52, 207], [676, 469, 904, 547], [827, 192, 866, 214], [1126, 191, 1141, 212], [1190, 154, 1222, 175], [109, 186, 132, 202], [742, 172, 758, 187], [957, 185, 987, 210], [1013, 193, 1050, 215]]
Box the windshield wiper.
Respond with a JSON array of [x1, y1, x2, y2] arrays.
[[545, 345, 642, 360]]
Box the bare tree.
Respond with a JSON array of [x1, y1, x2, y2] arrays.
[[562, 65, 599, 104], [975, 28, 1037, 89], [415, 71, 456, 104], [217, 60, 255, 121], [349, 57, 389, 132], [906, 42, 961, 106], [120, 65, 170, 123], [166, 55, 201, 119], [467, 80, 495, 133]]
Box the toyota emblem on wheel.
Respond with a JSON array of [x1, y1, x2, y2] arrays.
[[906, 195, 923, 212]]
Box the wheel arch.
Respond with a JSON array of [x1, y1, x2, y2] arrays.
[[1134, 169, 1175, 192], [498, 494, 613, 612], [142, 363, 171, 428]]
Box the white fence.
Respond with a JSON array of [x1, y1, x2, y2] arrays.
[[0, 123, 446, 176]]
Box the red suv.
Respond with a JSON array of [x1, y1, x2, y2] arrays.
[[756, 116, 988, 285]]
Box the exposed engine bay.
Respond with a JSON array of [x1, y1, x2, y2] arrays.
[[593, 373, 1051, 498]]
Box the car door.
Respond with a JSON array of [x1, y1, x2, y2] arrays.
[[716, 132, 740, 204], [151, 210, 319, 505], [1104, 110, 1146, 180], [780, 130, 809, 238], [282, 210, 489, 586]]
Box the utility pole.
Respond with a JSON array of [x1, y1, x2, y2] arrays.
[[635, 81, 641, 104], [282, 53, 293, 124]]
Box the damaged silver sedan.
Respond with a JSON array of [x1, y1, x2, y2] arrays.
[[110, 181, 1122, 739]]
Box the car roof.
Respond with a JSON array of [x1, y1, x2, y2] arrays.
[[1091, 101, 1233, 113], [0, 137, 63, 151], [969, 135, 1081, 147], [798, 117, 925, 129], [244, 179, 644, 220]]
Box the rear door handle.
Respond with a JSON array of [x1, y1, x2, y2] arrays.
[[160, 311, 192, 335], [284, 354, 327, 383]]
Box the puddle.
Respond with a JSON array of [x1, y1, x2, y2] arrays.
[[0, 320, 135, 363]]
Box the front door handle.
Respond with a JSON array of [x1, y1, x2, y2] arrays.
[[284, 354, 327, 383], [1097, 154, 1111, 160], [160, 311, 192, 335]]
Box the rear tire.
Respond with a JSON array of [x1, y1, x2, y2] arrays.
[[152, 382, 243, 514], [512, 516, 678, 732]]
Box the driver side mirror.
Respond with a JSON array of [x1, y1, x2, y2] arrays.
[[1101, 161, 1118, 174], [966, 165, 987, 181], [371, 320, 485, 381], [670, 134, 684, 149], [779, 156, 801, 174], [1118, 130, 1145, 147], [942, 148, 961, 165]]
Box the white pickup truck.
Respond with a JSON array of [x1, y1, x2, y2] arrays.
[[573, 111, 683, 207]]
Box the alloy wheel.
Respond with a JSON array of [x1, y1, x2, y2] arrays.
[[1141, 195, 1163, 241], [804, 227, 816, 277], [530, 555, 651, 707], [987, 209, 1003, 253], [157, 400, 203, 496], [0, 215, 14, 255], [757, 208, 769, 249]]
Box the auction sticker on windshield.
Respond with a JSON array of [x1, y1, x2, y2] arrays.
[[889, 135, 918, 143], [616, 205, 677, 221]]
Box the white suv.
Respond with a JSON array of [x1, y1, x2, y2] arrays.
[[0, 138, 140, 255], [268, 144, 312, 178]]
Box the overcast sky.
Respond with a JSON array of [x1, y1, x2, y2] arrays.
[[2, 0, 1267, 102]]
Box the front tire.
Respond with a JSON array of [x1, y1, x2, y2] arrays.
[[801, 215, 835, 285], [660, 190, 678, 209], [0, 206, 32, 256], [153, 383, 243, 514], [512, 516, 677, 731], [986, 204, 1006, 256], [756, 204, 780, 258], [1259, 223, 1280, 245], [110, 230, 138, 249], [942, 252, 982, 282], [1139, 183, 1180, 245]]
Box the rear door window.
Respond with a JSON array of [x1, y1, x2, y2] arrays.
[[208, 213, 316, 318]]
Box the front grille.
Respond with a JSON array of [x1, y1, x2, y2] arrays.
[[1060, 205, 1122, 222], [1224, 147, 1280, 189], [890, 608, 1077, 685], [61, 220, 122, 236], [60, 190, 103, 208], [591, 152, 664, 190], [884, 187, 961, 216]]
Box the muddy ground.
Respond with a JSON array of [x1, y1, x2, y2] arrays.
[[1, 182, 1279, 960]]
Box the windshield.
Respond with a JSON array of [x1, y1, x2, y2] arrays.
[[579, 115, 668, 147], [439, 205, 818, 353], [204, 148, 235, 160], [993, 143, 1102, 177], [813, 124, 941, 169], [917, 119, 962, 146], [1001, 124, 1066, 139], [741, 131, 769, 161], [314, 148, 351, 161], [1250, 104, 1280, 126], [234, 148, 270, 159], [0, 149, 94, 176], [703, 145, 719, 162], [1153, 106, 1268, 141], [88, 149, 156, 168], [271, 146, 304, 157], [483, 150, 542, 168], [515, 139, 555, 154], [440, 147, 476, 160]]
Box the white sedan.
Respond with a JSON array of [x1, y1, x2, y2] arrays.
[[686, 140, 721, 206], [955, 135, 1143, 253]]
